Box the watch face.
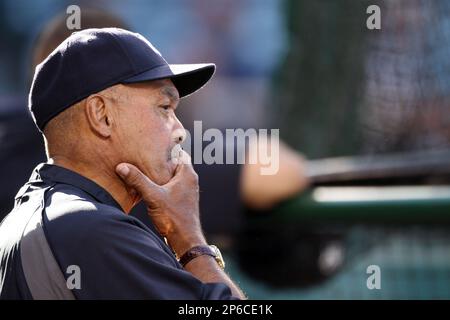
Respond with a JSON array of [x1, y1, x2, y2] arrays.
[[210, 245, 225, 269]]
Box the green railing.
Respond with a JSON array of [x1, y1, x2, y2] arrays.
[[273, 186, 450, 224]]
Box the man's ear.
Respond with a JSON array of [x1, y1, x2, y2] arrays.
[[84, 94, 113, 138]]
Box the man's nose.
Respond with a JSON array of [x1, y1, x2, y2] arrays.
[[172, 116, 186, 144]]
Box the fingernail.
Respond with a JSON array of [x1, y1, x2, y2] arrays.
[[117, 164, 129, 177]]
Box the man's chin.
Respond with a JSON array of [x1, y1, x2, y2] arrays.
[[153, 167, 175, 185], [138, 162, 174, 185]]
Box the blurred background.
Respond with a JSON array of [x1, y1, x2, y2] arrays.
[[1, 0, 450, 299]]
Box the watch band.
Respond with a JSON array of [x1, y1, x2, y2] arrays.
[[178, 245, 224, 269]]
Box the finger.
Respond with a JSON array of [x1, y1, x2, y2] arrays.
[[173, 151, 194, 175], [116, 163, 162, 202], [167, 151, 198, 185], [170, 144, 185, 166], [173, 148, 192, 166], [169, 150, 191, 176], [177, 150, 192, 166]]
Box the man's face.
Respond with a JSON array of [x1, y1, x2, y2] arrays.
[[111, 79, 184, 185]]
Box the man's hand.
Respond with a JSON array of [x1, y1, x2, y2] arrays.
[[115, 151, 206, 257], [115, 151, 246, 299]]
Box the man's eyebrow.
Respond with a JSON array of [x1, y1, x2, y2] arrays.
[[160, 86, 180, 103]]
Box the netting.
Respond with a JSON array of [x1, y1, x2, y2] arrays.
[[274, 0, 450, 158], [362, 0, 450, 153]]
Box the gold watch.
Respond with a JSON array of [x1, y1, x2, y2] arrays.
[[209, 245, 225, 270]]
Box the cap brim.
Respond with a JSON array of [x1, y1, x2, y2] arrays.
[[121, 63, 215, 98]]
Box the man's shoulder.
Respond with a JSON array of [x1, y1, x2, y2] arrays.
[[44, 183, 123, 222], [43, 183, 161, 247]]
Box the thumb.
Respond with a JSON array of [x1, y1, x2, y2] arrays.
[[116, 163, 162, 203]]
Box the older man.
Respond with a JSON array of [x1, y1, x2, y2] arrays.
[[0, 28, 244, 299]]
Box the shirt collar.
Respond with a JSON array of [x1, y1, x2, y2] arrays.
[[32, 163, 123, 211]]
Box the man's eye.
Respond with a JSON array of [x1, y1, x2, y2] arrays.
[[160, 105, 171, 111]]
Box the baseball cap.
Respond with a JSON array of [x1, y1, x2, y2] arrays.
[[28, 28, 216, 132]]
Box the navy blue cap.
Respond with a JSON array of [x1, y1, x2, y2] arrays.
[[28, 28, 216, 132]]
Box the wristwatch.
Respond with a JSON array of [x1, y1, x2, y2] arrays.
[[178, 245, 225, 270]]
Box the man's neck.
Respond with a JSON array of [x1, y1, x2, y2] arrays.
[[48, 155, 136, 213]]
